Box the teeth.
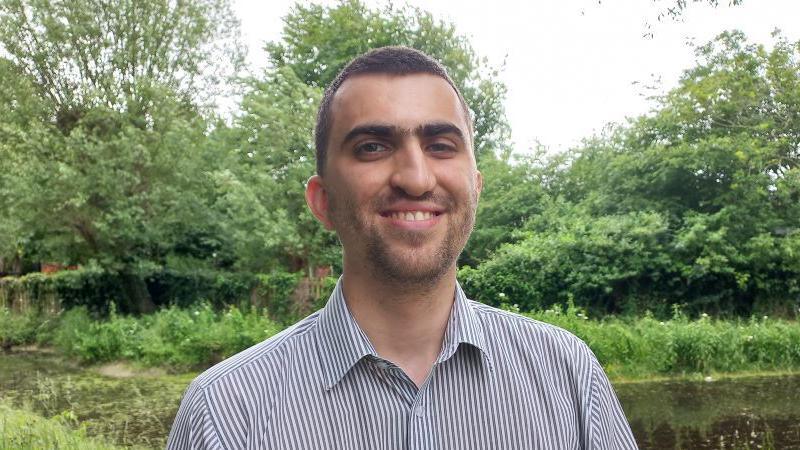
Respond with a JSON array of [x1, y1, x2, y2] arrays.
[[390, 211, 435, 221]]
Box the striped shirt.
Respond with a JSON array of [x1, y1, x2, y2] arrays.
[[167, 278, 638, 449]]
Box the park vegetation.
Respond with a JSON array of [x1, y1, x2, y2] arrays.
[[0, 0, 798, 364], [0, 1, 795, 448], [1, 0, 798, 320]]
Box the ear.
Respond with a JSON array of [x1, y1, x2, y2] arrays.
[[475, 169, 483, 201], [305, 175, 335, 230]]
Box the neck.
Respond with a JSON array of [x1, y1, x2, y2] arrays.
[[340, 264, 457, 387]]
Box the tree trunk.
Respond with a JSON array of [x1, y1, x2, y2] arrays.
[[120, 272, 155, 314]]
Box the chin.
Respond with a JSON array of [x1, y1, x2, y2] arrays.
[[368, 246, 455, 285]]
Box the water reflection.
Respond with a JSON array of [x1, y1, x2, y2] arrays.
[[2, 352, 799, 449], [616, 375, 800, 449]]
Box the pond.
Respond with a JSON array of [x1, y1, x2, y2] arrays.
[[1, 351, 798, 449], [0, 351, 191, 448], [616, 374, 800, 449]]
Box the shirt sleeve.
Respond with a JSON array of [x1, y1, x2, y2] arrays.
[[585, 357, 639, 450], [167, 382, 224, 450]]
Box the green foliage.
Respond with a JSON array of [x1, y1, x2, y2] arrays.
[[0, 401, 131, 450], [0, 308, 39, 349], [0, 0, 243, 312], [507, 304, 800, 380], [462, 150, 552, 265], [212, 66, 339, 272], [467, 31, 800, 317], [6, 301, 800, 381], [1, 268, 325, 320], [0, 0, 242, 115], [461, 208, 675, 314], [48, 305, 282, 370]]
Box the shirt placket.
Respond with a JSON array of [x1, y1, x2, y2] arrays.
[[371, 357, 438, 450], [406, 365, 436, 450]]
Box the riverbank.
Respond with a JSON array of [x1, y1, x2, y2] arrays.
[[3, 303, 799, 381], [2, 350, 797, 450]]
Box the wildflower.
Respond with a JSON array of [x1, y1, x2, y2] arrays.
[[763, 315, 768, 320], [701, 313, 709, 319], [498, 293, 506, 298], [746, 335, 754, 341]]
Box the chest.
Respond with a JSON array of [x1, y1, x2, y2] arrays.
[[245, 352, 585, 450]]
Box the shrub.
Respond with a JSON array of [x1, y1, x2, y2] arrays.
[[0, 401, 129, 450]]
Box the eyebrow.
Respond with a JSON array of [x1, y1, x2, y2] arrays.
[[341, 121, 466, 145]]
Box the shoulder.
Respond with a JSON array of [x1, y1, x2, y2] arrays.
[[470, 300, 590, 351], [468, 300, 599, 376], [168, 312, 322, 449], [187, 310, 321, 393]]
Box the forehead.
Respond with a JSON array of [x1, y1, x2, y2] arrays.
[[329, 73, 469, 142]]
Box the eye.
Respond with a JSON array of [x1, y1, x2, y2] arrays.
[[355, 142, 389, 157], [428, 142, 456, 156]]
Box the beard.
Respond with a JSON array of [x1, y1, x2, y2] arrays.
[[328, 188, 477, 286]]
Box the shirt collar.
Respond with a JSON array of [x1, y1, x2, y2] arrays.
[[315, 276, 493, 390]]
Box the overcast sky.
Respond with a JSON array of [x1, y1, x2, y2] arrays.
[[232, 0, 800, 154]]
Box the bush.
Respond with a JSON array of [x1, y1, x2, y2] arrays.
[[1, 268, 326, 322], [52, 303, 282, 370], [0, 401, 129, 450], [514, 304, 800, 379], [460, 211, 675, 316]]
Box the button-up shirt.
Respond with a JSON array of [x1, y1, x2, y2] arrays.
[[167, 279, 638, 449]]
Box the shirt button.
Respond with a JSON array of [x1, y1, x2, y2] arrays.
[[414, 405, 425, 417]]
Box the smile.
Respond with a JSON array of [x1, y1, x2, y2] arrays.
[[386, 211, 440, 221]]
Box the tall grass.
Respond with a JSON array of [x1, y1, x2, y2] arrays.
[[2, 302, 799, 379], [0, 402, 135, 450], [1, 303, 282, 371], [517, 303, 800, 380]]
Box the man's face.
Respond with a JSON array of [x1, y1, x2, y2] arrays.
[[307, 73, 481, 284]]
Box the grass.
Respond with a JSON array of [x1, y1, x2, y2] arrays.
[[2, 301, 799, 380], [507, 302, 800, 380], [0, 401, 139, 450], [1, 303, 283, 372]]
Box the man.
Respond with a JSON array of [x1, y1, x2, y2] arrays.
[[167, 46, 638, 450]]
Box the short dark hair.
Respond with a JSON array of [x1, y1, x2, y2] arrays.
[[314, 46, 473, 175]]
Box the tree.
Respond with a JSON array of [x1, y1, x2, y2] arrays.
[[465, 31, 800, 316], [0, 0, 243, 312], [0, 0, 242, 123], [211, 67, 340, 274], [460, 150, 551, 266]]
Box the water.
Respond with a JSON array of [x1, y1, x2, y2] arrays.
[[1, 351, 799, 449], [617, 375, 800, 449], [0, 351, 191, 448]]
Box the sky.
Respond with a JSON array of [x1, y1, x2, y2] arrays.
[[232, 0, 800, 155]]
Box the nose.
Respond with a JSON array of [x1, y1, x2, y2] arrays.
[[389, 140, 436, 197]]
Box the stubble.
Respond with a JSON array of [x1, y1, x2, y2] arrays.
[[328, 188, 478, 287]]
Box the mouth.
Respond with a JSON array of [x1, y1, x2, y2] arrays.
[[381, 210, 442, 222]]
